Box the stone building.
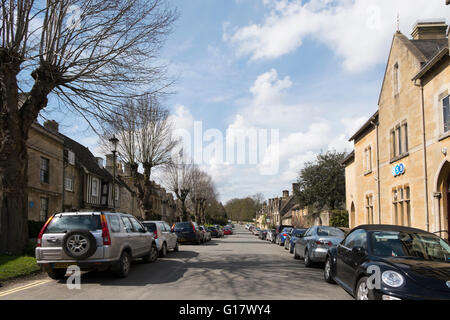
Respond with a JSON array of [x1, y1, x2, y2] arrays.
[[27, 122, 64, 221], [345, 20, 450, 238]]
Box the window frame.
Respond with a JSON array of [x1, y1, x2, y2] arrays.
[[91, 177, 99, 197], [39, 197, 49, 222], [65, 177, 74, 192], [40, 157, 50, 184], [443, 95, 450, 133]]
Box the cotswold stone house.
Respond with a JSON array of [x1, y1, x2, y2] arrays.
[[345, 20, 449, 238]]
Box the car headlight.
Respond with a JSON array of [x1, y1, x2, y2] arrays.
[[382, 271, 404, 288]]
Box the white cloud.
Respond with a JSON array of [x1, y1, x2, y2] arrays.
[[169, 104, 195, 131], [225, 0, 447, 71]]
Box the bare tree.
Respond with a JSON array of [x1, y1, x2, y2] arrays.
[[102, 96, 178, 219], [189, 167, 217, 224], [162, 154, 195, 222], [0, 0, 176, 254]]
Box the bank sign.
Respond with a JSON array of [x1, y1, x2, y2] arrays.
[[392, 163, 406, 177]]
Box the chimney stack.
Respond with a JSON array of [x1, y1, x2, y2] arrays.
[[105, 154, 114, 173], [282, 190, 289, 199], [411, 20, 448, 40], [44, 120, 59, 133], [95, 157, 104, 168]]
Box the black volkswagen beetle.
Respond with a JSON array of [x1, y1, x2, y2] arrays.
[[323, 224, 450, 300]]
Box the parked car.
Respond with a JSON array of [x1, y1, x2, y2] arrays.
[[199, 226, 211, 242], [36, 212, 158, 279], [223, 227, 233, 235], [173, 221, 203, 244], [253, 227, 261, 236], [207, 226, 220, 238], [142, 220, 179, 257], [294, 226, 346, 266], [324, 224, 450, 300], [259, 229, 268, 240], [266, 229, 277, 243], [275, 225, 293, 242], [214, 225, 224, 238], [285, 228, 308, 253], [276, 227, 293, 246]]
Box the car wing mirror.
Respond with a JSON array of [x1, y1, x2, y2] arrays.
[[352, 247, 366, 255]]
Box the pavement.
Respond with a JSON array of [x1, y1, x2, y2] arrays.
[[0, 225, 352, 300]]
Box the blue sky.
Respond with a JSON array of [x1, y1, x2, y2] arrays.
[[43, 0, 449, 202]]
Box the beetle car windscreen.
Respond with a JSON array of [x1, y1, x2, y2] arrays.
[[370, 231, 450, 262]]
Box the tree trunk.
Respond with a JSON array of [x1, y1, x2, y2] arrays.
[[0, 53, 28, 255]]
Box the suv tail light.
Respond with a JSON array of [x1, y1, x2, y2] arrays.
[[100, 214, 111, 246], [192, 223, 196, 232], [37, 215, 55, 247], [153, 230, 158, 239]]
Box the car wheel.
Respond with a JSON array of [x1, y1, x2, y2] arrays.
[[115, 251, 131, 278], [304, 249, 314, 267], [143, 243, 158, 263], [47, 268, 66, 280], [159, 243, 167, 258], [324, 257, 336, 284], [356, 277, 376, 300], [289, 243, 294, 254], [173, 241, 179, 252], [293, 246, 300, 260]]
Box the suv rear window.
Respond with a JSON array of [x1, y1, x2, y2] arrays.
[[143, 222, 157, 232], [174, 222, 193, 231], [46, 215, 102, 233]]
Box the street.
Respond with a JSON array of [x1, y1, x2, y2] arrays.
[[0, 225, 351, 300]]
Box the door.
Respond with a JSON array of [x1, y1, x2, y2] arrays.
[[129, 217, 148, 256], [164, 222, 176, 249], [121, 217, 139, 257], [298, 227, 314, 258], [336, 229, 367, 289]]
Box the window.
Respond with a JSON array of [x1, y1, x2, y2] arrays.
[[443, 95, 450, 133], [40, 197, 49, 221], [65, 177, 73, 192], [343, 229, 367, 249], [91, 178, 99, 197], [115, 185, 119, 201], [364, 146, 372, 173], [130, 217, 145, 233], [108, 215, 121, 233], [68, 151, 75, 165], [366, 195, 374, 224], [390, 122, 408, 160], [40, 157, 49, 183], [121, 217, 133, 233], [393, 63, 399, 96], [393, 185, 411, 227]]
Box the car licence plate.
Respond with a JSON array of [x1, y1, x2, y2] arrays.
[[53, 263, 74, 269]]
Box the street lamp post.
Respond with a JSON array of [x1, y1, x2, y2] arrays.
[[109, 135, 119, 211]]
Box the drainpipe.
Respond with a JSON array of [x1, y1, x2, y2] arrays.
[[371, 118, 381, 224], [415, 79, 430, 231]]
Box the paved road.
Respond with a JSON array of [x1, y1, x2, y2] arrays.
[[0, 225, 351, 300]]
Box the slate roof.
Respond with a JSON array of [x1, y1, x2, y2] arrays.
[[61, 134, 112, 181], [410, 38, 448, 60]]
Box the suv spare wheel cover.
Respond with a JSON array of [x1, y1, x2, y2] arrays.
[[63, 230, 98, 260]]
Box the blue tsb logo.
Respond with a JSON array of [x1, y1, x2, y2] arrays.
[[392, 163, 405, 177]]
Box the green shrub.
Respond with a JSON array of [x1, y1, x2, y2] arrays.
[[330, 210, 349, 228]]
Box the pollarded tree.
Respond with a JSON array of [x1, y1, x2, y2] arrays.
[[102, 96, 178, 219], [0, 0, 177, 254], [162, 156, 195, 222]]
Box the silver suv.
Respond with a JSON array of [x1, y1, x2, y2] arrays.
[[142, 221, 179, 257], [35, 212, 158, 280]]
